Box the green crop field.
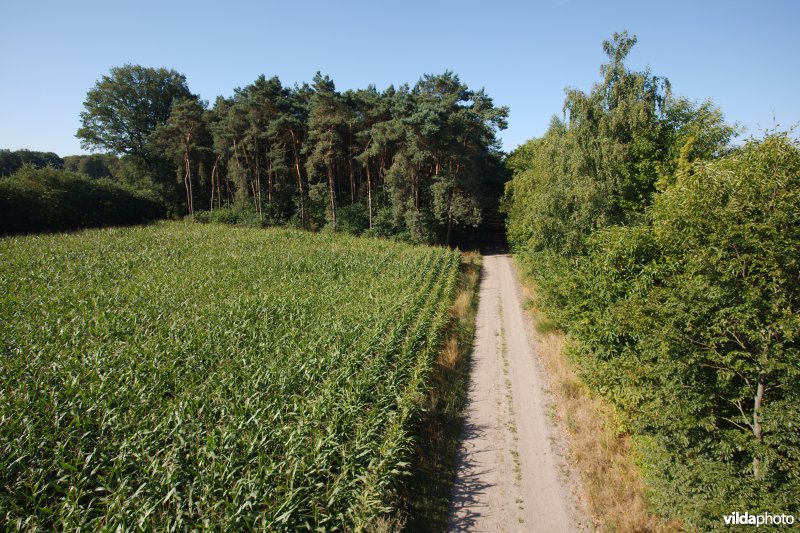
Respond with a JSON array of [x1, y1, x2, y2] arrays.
[[0, 222, 459, 529]]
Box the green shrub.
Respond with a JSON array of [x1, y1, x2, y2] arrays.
[[209, 206, 239, 225], [560, 134, 800, 526], [335, 204, 369, 235], [365, 206, 399, 238], [0, 166, 164, 234], [191, 210, 211, 223]]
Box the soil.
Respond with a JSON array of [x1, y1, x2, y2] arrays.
[[447, 253, 591, 532]]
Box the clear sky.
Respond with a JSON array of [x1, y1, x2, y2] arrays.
[[1, 0, 797, 156]]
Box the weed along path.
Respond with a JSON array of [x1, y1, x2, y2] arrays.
[[448, 253, 589, 532]]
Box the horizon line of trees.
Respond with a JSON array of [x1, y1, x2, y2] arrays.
[[65, 66, 509, 244], [0, 149, 123, 180]]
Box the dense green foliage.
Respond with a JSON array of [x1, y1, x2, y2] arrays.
[[569, 135, 800, 522], [0, 166, 163, 234], [503, 32, 799, 527], [62, 154, 120, 180], [73, 66, 508, 243], [77, 65, 193, 206], [503, 33, 734, 259], [0, 223, 459, 528], [0, 149, 63, 176]]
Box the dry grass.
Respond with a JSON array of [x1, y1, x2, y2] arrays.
[[450, 283, 474, 321], [439, 334, 460, 370], [516, 264, 680, 533]]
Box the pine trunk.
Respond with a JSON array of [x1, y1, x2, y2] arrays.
[[328, 138, 337, 229], [366, 157, 372, 229], [290, 128, 305, 227], [267, 143, 273, 208], [210, 156, 218, 211], [184, 130, 193, 217], [348, 122, 355, 205]]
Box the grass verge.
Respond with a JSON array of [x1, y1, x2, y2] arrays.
[[514, 260, 679, 532], [400, 252, 482, 531]]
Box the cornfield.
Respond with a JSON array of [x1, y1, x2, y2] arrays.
[[0, 222, 459, 529]]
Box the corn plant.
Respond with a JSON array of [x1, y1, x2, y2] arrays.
[[0, 222, 459, 529]]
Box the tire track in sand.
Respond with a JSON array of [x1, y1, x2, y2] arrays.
[[447, 253, 590, 532]]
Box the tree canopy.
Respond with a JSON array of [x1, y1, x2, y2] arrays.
[[0, 149, 63, 176], [502, 32, 798, 527], [73, 65, 508, 243], [77, 65, 194, 159], [503, 31, 735, 258]]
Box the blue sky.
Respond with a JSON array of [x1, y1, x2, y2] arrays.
[[1, 0, 797, 155]]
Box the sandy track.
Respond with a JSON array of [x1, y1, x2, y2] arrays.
[[448, 254, 589, 532]]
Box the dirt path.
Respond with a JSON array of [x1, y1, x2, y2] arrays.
[[448, 254, 590, 532]]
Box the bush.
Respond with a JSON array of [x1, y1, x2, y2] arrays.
[[335, 204, 369, 235], [559, 134, 800, 525], [0, 166, 164, 234], [364, 206, 399, 238], [192, 210, 211, 223], [209, 207, 239, 225], [193, 206, 269, 228], [403, 209, 439, 244], [237, 211, 265, 228]]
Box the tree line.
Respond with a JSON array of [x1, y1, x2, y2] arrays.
[[0, 150, 63, 176], [69, 66, 508, 244], [502, 32, 798, 527], [1, 149, 132, 181]]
